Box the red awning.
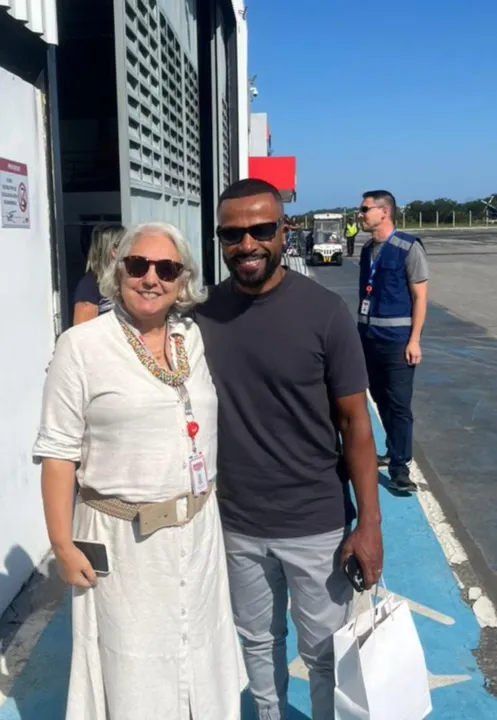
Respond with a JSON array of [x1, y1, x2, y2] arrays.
[[248, 156, 297, 203]]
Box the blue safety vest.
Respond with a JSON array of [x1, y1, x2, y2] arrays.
[[358, 230, 419, 342]]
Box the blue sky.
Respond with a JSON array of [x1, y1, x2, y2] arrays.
[[248, 0, 497, 212]]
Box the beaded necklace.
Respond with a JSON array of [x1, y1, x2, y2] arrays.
[[118, 317, 190, 387]]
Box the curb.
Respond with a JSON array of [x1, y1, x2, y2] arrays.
[[413, 438, 497, 609]]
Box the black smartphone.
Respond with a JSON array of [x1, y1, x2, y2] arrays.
[[344, 555, 365, 593], [73, 540, 110, 575]]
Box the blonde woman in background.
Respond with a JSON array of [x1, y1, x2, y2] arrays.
[[34, 222, 246, 719], [73, 223, 125, 325]]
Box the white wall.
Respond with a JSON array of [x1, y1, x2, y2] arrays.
[[249, 113, 269, 157], [0, 0, 58, 43], [0, 69, 55, 616], [232, 0, 249, 179]]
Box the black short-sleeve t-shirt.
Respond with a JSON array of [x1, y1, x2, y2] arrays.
[[74, 272, 113, 314], [195, 269, 369, 538]]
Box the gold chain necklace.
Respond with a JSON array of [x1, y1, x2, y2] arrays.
[[118, 318, 190, 387]]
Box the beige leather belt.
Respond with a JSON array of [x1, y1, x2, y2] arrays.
[[79, 484, 214, 537]]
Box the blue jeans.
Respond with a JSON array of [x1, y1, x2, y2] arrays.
[[361, 337, 415, 476]]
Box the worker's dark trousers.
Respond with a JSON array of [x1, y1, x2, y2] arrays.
[[361, 337, 415, 478], [346, 236, 356, 256]]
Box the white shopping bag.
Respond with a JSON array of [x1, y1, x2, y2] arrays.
[[334, 589, 432, 720]]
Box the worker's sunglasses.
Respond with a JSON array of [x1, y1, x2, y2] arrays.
[[123, 256, 184, 282], [359, 205, 376, 214], [216, 218, 283, 246]]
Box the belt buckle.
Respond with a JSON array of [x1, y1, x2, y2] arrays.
[[138, 493, 188, 537]]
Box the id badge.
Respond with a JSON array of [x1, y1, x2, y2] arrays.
[[189, 453, 209, 496], [360, 299, 371, 316]]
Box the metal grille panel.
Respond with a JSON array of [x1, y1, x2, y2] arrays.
[[222, 97, 230, 189], [123, 0, 200, 199], [185, 58, 201, 197]]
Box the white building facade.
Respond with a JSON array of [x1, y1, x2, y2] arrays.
[[0, 0, 62, 617], [0, 0, 249, 616]]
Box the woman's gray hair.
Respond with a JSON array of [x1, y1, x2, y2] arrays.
[[86, 223, 126, 282], [99, 221, 207, 313]]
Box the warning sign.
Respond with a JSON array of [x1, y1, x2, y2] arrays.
[[0, 158, 30, 229]]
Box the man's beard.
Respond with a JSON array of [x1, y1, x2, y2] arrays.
[[224, 250, 282, 289]]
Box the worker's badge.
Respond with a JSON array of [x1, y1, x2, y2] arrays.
[[360, 299, 371, 316], [189, 453, 209, 496]]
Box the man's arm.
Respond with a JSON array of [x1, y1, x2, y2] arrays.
[[324, 298, 383, 589], [405, 241, 429, 365], [406, 281, 428, 364], [336, 392, 383, 589]]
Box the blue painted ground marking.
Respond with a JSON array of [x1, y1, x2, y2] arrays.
[[0, 407, 496, 719]]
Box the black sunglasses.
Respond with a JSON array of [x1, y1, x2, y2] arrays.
[[216, 218, 283, 246], [123, 255, 184, 282], [359, 205, 377, 214]]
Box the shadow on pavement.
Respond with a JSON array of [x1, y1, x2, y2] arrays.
[[0, 554, 68, 718], [2, 597, 71, 719], [242, 689, 310, 719], [0, 549, 62, 675]]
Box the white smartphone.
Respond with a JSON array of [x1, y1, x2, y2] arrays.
[[73, 539, 110, 575]]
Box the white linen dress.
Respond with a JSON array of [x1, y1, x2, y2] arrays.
[[33, 310, 247, 720]]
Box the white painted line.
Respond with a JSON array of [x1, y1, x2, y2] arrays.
[[368, 395, 497, 628], [375, 587, 455, 625], [413, 463, 469, 566], [427, 673, 471, 690], [288, 656, 308, 680], [469, 587, 482, 601], [472, 596, 497, 629], [289, 654, 471, 692]]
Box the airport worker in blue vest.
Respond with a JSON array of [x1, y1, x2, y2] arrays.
[[357, 190, 429, 493]]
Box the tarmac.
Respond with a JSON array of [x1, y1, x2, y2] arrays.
[[0, 245, 496, 718]]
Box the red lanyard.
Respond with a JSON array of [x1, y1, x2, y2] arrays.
[[135, 330, 200, 450]]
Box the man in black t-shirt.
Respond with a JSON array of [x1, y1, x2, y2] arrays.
[[196, 179, 383, 720]]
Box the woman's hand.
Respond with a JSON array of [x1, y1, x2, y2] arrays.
[[54, 543, 97, 588], [41, 460, 93, 587]]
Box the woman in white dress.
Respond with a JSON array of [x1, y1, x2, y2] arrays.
[[33, 222, 247, 720]]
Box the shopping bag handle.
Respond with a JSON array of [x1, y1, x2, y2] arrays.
[[351, 576, 395, 637], [369, 576, 395, 632]]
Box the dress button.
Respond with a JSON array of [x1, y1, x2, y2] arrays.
[[181, 608, 186, 617], [180, 550, 186, 558], [182, 633, 187, 643], [180, 580, 186, 587]]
